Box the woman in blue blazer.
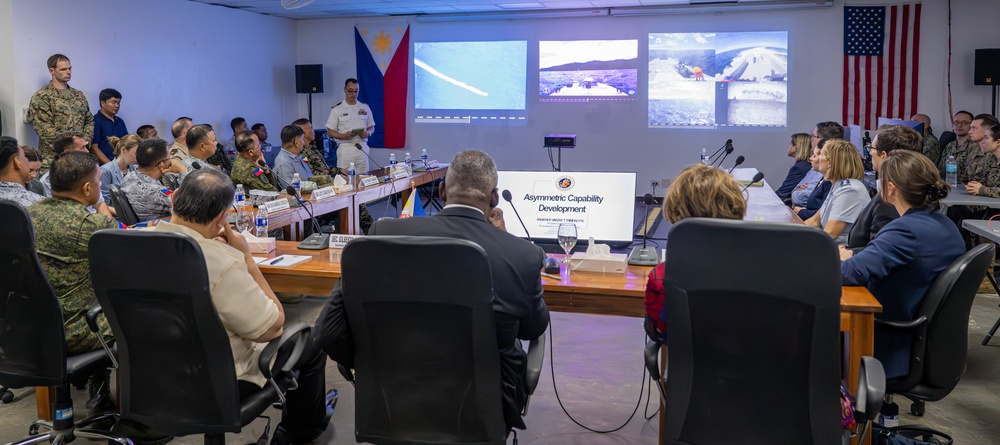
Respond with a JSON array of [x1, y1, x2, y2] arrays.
[[840, 150, 965, 378]]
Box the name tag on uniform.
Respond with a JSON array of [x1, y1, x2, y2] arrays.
[[264, 198, 290, 214], [360, 176, 379, 187], [312, 186, 335, 200]]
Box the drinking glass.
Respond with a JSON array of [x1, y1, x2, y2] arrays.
[[557, 223, 578, 264]]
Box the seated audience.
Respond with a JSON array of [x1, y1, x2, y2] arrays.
[[967, 124, 1000, 198], [644, 163, 747, 340], [840, 150, 964, 378], [223, 117, 247, 163], [181, 124, 220, 171], [120, 138, 182, 222], [230, 130, 279, 192], [22, 145, 47, 196], [273, 125, 332, 187], [293, 118, 339, 177], [846, 125, 923, 253], [794, 138, 833, 219], [962, 114, 999, 184], [168, 116, 194, 162], [805, 139, 871, 243], [315, 150, 549, 433], [911, 113, 941, 166], [254, 123, 278, 167], [136, 124, 158, 140], [939, 110, 978, 181], [152, 168, 329, 444], [39, 132, 113, 218], [776, 132, 813, 202], [0, 137, 44, 208], [27, 151, 118, 409], [99, 134, 139, 206]]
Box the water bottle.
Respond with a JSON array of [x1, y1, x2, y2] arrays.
[[292, 173, 301, 197], [348, 162, 356, 187], [945, 155, 958, 187], [388, 153, 397, 166], [404, 152, 412, 174], [421, 149, 428, 165], [700, 147, 710, 165], [255, 206, 269, 238], [234, 184, 246, 208], [878, 401, 899, 428]]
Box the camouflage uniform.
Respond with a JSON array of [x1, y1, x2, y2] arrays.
[[0, 181, 43, 208], [974, 154, 1000, 198], [27, 197, 117, 355], [965, 145, 990, 184], [230, 155, 279, 192], [303, 143, 336, 177], [28, 82, 94, 168], [921, 132, 941, 168], [940, 138, 980, 183], [120, 170, 173, 222]]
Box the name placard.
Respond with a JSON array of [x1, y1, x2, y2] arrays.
[[391, 169, 409, 180], [360, 176, 380, 188], [312, 186, 335, 200], [328, 234, 362, 248], [426, 160, 440, 169], [264, 198, 290, 214]]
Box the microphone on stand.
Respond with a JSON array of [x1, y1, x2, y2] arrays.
[[714, 143, 734, 167], [709, 139, 733, 163], [741, 172, 766, 192], [628, 193, 659, 266], [354, 143, 390, 182], [727, 155, 746, 174], [286, 185, 330, 250], [503, 189, 561, 274]]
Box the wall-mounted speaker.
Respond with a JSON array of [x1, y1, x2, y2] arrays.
[[295, 64, 324, 93], [974, 49, 1000, 86]]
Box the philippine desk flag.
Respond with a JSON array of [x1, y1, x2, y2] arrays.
[[400, 189, 425, 219], [355, 22, 410, 149]]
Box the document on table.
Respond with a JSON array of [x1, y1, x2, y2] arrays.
[[253, 255, 311, 267]]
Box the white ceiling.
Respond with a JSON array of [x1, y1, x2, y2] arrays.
[[189, 0, 700, 20]]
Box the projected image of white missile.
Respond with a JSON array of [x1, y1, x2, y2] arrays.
[[414, 58, 489, 97]]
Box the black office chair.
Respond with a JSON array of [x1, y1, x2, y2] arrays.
[[108, 184, 139, 226], [643, 218, 883, 445], [339, 236, 544, 445], [88, 230, 312, 445], [0, 200, 127, 445], [877, 243, 993, 416]]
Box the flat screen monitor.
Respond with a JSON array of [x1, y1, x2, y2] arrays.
[[496, 171, 637, 248]]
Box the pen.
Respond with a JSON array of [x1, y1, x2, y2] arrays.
[[269, 256, 284, 265], [541, 273, 560, 280]]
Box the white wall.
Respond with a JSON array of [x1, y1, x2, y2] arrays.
[[296, 0, 1000, 194], [5, 0, 297, 147], [0, 0, 16, 138]]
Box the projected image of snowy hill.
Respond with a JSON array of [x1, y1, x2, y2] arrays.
[[648, 55, 715, 126], [414, 41, 527, 110], [719, 46, 787, 126]]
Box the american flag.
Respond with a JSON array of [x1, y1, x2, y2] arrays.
[[843, 4, 922, 129]]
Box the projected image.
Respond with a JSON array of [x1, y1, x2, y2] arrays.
[[414, 40, 527, 111], [539, 40, 638, 102], [648, 32, 788, 128]]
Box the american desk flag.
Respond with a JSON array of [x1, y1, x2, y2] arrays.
[[843, 4, 922, 129]]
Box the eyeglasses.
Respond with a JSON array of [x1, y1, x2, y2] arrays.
[[346, 89, 359, 94], [811, 134, 821, 139], [954, 120, 972, 126]]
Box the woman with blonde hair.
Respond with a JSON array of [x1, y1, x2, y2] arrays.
[[645, 164, 747, 340], [841, 150, 963, 378], [776, 132, 813, 202], [804, 139, 870, 243], [99, 134, 140, 205]]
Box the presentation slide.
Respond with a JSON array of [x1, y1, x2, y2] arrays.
[[414, 40, 528, 124], [539, 40, 638, 102], [648, 31, 788, 128], [496, 171, 637, 247]]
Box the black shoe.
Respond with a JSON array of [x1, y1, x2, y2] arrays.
[[269, 424, 324, 445], [110, 418, 174, 445], [86, 370, 113, 411]]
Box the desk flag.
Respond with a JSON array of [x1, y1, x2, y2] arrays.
[[400, 185, 425, 219]]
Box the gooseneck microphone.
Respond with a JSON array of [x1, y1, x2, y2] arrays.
[[286, 185, 331, 250], [741, 172, 765, 192], [714, 143, 734, 167], [709, 138, 732, 162], [503, 189, 560, 274], [355, 143, 389, 182], [286, 185, 322, 234], [728, 155, 746, 174], [628, 193, 659, 266]]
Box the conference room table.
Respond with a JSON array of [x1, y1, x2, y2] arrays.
[[939, 187, 1000, 210]]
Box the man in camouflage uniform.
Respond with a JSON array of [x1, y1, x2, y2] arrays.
[[28, 54, 94, 172], [230, 131, 279, 192], [121, 138, 182, 222], [27, 151, 117, 411], [963, 114, 999, 184], [911, 114, 941, 167], [0, 137, 44, 208], [939, 110, 979, 181]]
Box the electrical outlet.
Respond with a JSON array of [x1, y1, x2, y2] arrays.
[[22, 108, 29, 124], [650, 179, 660, 188]]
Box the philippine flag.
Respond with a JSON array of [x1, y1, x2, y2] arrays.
[[355, 22, 409, 149]]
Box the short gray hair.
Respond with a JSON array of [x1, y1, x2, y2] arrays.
[[172, 169, 234, 224], [445, 150, 497, 202]]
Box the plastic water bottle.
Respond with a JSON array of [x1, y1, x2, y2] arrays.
[[388, 153, 397, 166], [404, 152, 412, 174], [348, 162, 356, 187], [292, 173, 301, 197], [945, 155, 958, 187], [878, 401, 899, 428], [700, 148, 710, 165], [234, 184, 246, 208], [255, 206, 268, 238], [421, 149, 428, 165]]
